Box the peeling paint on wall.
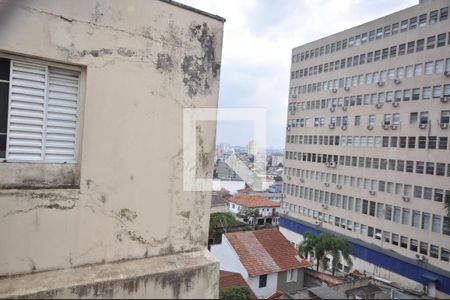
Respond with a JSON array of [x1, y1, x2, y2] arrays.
[[181, 23, 221, 98], [155, 53, 174, 72]]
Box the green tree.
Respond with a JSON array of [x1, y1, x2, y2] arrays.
[[220, 286, 251, 300], [210, 212, 240, 231], [328, 236, 353, 276], [237, 208, 259, 228], [274, 176, 283, 182], [298, 232, 352, 275]]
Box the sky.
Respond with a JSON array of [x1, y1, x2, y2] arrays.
[[179, 0, 418, 149]]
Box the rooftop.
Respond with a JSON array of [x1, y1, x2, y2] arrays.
[[225, 229, 310, 277], [227, 194, 280, 208], [159, 0, 226, 23], [219, 271, 257, 299]]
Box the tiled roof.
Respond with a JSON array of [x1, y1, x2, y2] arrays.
[[225, 229, 310, 277], [227, 194, 280, 208], [266, 291, 284, 299], [237, 187, 254, 193], [219, 271, 257, 299]]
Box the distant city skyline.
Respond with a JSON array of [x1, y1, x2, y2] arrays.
[[180, 0, 417, 148]]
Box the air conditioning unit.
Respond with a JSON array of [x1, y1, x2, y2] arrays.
[[332, 88, 338, 93], [383, 124, 390, 130], [391, 124, 398, 130], [329, 161, 337, 168], [369, 190, 376, 196], [344, 86, 350, 92], [322, 204, 328, 209], [287, 126, 291, 131], [292, 94, 297, 99], [444, 71, 450, 77], [324, 162, 330, 167], [419, 123, 427, 129], [330, 107, 335, 112], [377, 81, 384, 87], [341, 125, 347, 130], [394, 78, 401, 84], [290, 110, 296, 115], [342, 106, 348, 111], [367, 124, 374, 130], [392, 102, 400, 107], [287, 176, 292, 180], [329, 123, 335, 129], [315, 221, 323, 226], [336, 184, 342, 189], [440, 123, 449, 129], [402, 196, 410, 202], [324, 182, 330, 187], [415, 254, 427, 261], [375, 103, 383, 109], [441, 97, 449, 103], [299, 178, 305, 183]]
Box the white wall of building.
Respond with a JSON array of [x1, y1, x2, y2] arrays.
[[212, 179, 245, 194], [247, 273, 278, 298]]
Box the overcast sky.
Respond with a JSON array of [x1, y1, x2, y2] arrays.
[[180, 0, 418, 149]]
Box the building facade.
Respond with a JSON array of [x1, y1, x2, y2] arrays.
[[282, 0, 450, 297], [0, 0, 224, 298], [227, 194, 281, 226], [211, 229, 310, 298], [247, 140, 257, 156]]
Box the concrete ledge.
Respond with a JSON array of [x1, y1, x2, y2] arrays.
[[0, 250, 219, 299]]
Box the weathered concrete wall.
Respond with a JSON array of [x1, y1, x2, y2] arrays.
[[0, 250, 219, 299], [0, 2, 224, 295]]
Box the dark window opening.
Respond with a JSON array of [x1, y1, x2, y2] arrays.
[[259, 274, 267, 288], [0, 57, 11, 159]]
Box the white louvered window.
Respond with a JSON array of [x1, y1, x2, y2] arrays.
[[0, 57, 80, 163]]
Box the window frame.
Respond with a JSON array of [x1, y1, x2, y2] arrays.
[[0, 52, 83, 164]]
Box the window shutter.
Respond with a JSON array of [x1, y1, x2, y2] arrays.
[[6, 61, 47, 161], [45, 67, 80, 162], [6, 60, 80, 163]]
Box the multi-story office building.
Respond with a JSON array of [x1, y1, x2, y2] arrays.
[[280, 0, 450, 297]]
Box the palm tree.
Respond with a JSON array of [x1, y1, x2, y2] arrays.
[[328, 235, 353, 276], [298, 232, 328, 271], [298, 232, 317, 260], [298, 232, 353, 274]]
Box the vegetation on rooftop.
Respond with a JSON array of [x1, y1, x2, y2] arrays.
[[220, 286, 252, 300]]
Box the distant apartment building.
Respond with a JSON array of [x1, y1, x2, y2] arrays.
[[247, 140, 257, 156], [211, 229, 311, 298], [227, 194, 281, 226], [281, 0, 450, 297], [0, 0, 224, 298], [217, 159, 243, 180], [271, 154, 284, 166]]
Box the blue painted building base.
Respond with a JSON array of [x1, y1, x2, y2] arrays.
[[280, 215, 450, 295]]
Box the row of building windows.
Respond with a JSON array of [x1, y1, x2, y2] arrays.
[[286, 134, 450, 151], [281, 199, 450, 263], [282, 183, 450, 237], [291, 31, 450, 81], [284, 151, 450, 178], [290, 58, 450, 97], [284, 166, 449, 205], [291, 6, 449, 64], [291, 80, 450, 113], [288, 110, 450, 130]]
